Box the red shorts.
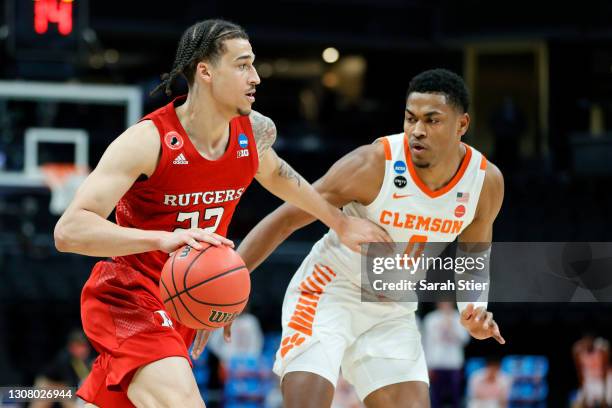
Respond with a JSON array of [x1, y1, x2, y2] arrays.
[[77, 260, 196, 407]]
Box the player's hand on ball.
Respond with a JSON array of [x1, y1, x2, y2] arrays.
[[159, 228, 234, 253], [191, 329, 211, 359], [337, 215, 393, 253], [460, 304, 505, 344]]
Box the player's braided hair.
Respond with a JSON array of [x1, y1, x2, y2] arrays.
[[150, 19, 249, 97], [407, 68, 469, 113]]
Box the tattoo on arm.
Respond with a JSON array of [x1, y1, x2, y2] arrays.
[[277, 157, 302, 187], [251, 111, 302, 187], [249, 111, 277, 158]]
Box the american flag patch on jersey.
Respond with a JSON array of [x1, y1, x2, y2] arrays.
[[457, 192, 470, 202]]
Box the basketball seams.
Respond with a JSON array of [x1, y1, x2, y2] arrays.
[[174, 295, 217, 329], [184, 295, 249, 307], [170, 265, 248, 303], [167, 252, 182, 321], [162, 244, 211, 304], [160, 275, 181, 323], [169, 250, 217, 329], [182, 244, 213, 305], [173, 293, 218, 329], [160, 245, 250, 329], [170, 249, 180, 305], [184, 244, 213, 280]]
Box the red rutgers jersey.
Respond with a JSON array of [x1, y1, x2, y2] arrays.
[[113, 96, 259, 282]]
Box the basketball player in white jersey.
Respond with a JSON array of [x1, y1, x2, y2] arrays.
[[229, 69, 505, 407]]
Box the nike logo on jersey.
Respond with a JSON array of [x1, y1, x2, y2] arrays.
[[173, 153, 189, 165], [392, 193, 413, 199]]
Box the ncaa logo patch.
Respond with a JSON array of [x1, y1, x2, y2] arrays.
[[164, 131, 184, 150], [393, 160, 406, 174], [238, 134, 248, 148]]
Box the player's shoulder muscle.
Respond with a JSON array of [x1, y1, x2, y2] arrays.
[[248, 110, 276, 159], [320, 141, 386, 205], [476, 160, 504, 221], [332, 142, 385, 175], [97, 120, 161, 178]]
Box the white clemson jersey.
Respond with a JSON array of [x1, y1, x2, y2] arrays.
[[308, 132, 488, 290]]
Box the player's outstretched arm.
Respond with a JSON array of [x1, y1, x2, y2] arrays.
[[239, 133, 386, 272], [248, 112, 390, 256], [54, 121, 232, 257], [457, 162, 505, 343]]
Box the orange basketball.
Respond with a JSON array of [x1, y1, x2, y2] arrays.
[[159, 244, 250, 330]]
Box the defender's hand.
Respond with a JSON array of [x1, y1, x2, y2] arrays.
[[460, 303, 505, 344], [223, 322, 232, 343], [190, 323, 233, 360], [191, 329, 212, 360], [159, 229, 234, 253], [335, 215, 392, 253]]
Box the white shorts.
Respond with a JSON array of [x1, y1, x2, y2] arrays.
[[273, 254, 429, 401]]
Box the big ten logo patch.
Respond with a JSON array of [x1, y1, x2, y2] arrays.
[[237, 149, 249, 158], [154, 310, 174, 328], [208, 310, 239, 324], [280, 333, 306, 358]]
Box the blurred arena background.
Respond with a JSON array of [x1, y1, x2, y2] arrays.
[[1, 0, 612, 407]]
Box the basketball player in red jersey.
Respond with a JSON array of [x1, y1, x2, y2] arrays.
[[236, 69, 505, 407], [53, 19, 390, 408]]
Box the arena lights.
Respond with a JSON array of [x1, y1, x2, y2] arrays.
[[322, 47, 339, 63], [33, 0, 74, 36], [256, 62, 274, 78]]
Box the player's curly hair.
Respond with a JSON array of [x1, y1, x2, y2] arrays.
[[150, 19, 249, 97], [407, 68, 469, 113]]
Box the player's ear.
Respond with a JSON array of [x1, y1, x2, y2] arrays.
[[458, 112, 470, 137], [196, 61, 213, 84]]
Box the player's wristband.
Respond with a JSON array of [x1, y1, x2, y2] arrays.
[[454, 245, 491, 312]]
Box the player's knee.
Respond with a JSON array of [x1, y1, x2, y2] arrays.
[[127, 380, 203, 408], [282, 372, 334, 408], [403, 399, 429, 408], [364, 383, 430, 408], [158, 388, 203, 408], [403, 391, 430, 408], [126, 384, 151, 407], [127, 357, 204, 407], [366, 394, 429, 408], [400, 388, 430, 408]]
